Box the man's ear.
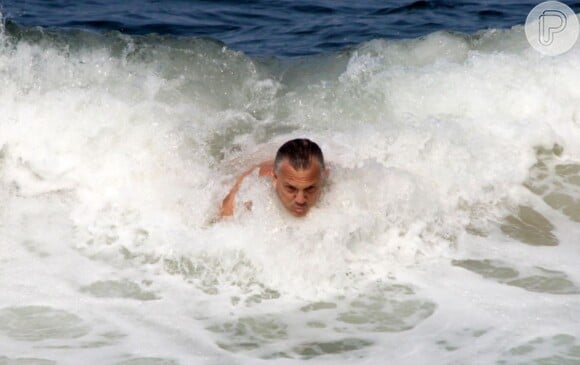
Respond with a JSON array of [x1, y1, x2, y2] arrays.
[[272, 173, 278, 186]]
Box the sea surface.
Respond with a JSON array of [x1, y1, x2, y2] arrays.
[[4, 0, 580, 56], [1, 1, 580, 364]]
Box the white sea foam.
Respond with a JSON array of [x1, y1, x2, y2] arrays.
[[1, 18, 580, 364]]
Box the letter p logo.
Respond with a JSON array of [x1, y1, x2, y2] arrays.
[[526, 1, 579, 56], [539, 10, 567, 46]]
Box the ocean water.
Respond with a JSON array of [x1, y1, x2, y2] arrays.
[[1, 1, 580, 365], [4, 0, 580, 56]]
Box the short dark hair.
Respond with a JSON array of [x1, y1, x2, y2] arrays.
[[274, 138, 325, 174]]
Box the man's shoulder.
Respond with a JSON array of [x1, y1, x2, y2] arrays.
[[258, 160, 274, 177]]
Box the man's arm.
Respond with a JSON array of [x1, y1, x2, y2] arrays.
[[219, 160, 273, 217]]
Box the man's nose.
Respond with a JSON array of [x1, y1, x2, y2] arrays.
[[295, 190, 306, 204]]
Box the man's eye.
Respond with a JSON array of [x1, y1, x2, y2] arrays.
[[286, 186, 297, 192], [306, 186, 316, 193]]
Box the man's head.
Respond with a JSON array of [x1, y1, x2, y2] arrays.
[[273, 139, 325, 217]]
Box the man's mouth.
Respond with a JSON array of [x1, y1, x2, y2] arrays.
[[293, 205, 307, 213]]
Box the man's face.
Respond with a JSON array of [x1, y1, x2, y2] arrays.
[[273, 159, 324, 217]]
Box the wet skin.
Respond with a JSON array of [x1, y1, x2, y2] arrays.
[[273, 159, 323, 217], [219, 159, 325, 218]]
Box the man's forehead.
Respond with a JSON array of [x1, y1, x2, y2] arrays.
[[278, 159, 322, 181]]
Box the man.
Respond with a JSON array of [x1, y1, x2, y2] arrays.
[[220, 138, 326, 218]]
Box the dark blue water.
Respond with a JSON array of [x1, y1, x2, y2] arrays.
[[2, 0, 580, 56]]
